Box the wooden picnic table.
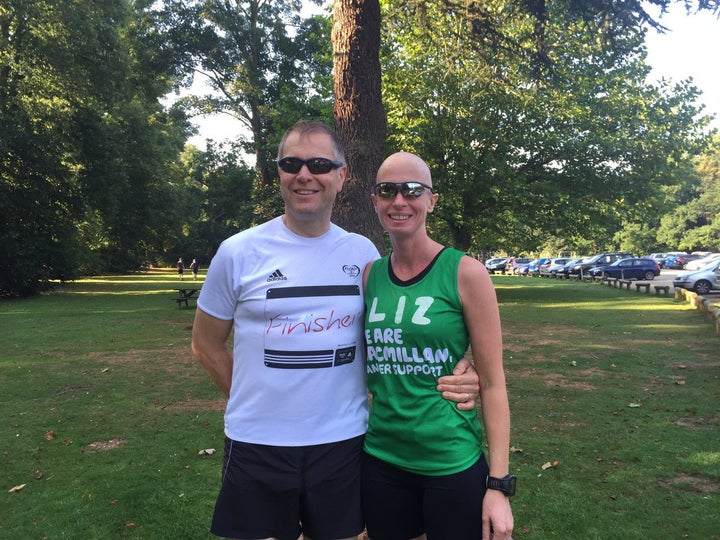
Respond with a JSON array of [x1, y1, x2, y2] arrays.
[[173, 288, 200, 308]]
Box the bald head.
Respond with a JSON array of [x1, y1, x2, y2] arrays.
[[376, 152, 432, 187]]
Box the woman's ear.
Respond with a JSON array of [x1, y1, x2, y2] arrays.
[[428, 192, 439, 213]]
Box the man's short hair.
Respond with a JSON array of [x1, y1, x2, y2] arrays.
[[277, 120, 346, 162]]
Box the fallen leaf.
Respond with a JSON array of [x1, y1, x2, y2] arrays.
[[8, 484, 26, 493], [541, 460, 560, 470], [198, 448, 215, 456], [674, 380, 686, 385], [44, 430, 56, 441], [628, 403, 641, 408], [510, 446, 524, 454], [34, 470, 43, 480]]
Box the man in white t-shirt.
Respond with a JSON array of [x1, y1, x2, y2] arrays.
[[191, 120, 480, 540]]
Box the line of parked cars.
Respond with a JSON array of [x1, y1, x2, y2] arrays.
[[484, 252, 720, 293], [648, 252, 720, 270]]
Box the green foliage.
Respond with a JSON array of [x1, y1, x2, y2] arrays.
[[656, 137, 720, 251], [380, 0, 715, 255], [161, 0, 334, 185], [173, 142, 258, 262], [0, 0, 189, 296]]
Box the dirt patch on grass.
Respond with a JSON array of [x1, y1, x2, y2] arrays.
[[161, 398, 226, 413], [541, 372, 597, 391], [82, 438, 128, 452], [674, 413, 719, 429], [659, 474, 720, 493]]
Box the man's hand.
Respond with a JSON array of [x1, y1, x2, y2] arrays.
[[437, 357, 480, 411]]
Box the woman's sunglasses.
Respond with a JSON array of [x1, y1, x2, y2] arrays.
[[277, 157, 345, 174], [372, 182, 433, 199]]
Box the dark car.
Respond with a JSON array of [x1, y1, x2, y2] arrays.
[[568, 252, 634, 276], [588, 258, 661, 280], [559, 257, 590, 278], [663, 253, 703, 269]]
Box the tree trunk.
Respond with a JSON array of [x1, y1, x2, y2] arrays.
[[331, 0, 387, 253]]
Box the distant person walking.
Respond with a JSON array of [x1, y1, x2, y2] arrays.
[[190, 259, 200, 281], [177, 258, 184, 280]]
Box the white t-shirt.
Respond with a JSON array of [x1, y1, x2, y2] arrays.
[[198, 217, 380, 446]]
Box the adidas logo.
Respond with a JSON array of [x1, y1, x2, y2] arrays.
[[266, 269, 287, 282]]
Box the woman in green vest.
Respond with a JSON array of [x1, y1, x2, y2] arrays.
[[362, 152, 514, 540]]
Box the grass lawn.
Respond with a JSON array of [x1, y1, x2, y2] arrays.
[[1, 270, 718, 539]]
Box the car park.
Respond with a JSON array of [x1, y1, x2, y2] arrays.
[[568, 252, 634, 276], [587, 258, 660, 280], [485, 257, 510, 274], [672, 259, 720, 294], [683, 253, 720, 271]]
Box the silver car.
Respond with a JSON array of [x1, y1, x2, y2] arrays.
[[672, 259, 720, 294]]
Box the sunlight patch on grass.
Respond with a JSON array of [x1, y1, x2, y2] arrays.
[[688, 452, 720, 466]]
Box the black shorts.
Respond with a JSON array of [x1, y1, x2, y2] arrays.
[[362, 452, 489, 540], [210, 435, 364, 540]]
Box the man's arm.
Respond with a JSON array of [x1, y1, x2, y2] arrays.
[[191, 308, 234, 397], [437, 356, 481, 411]]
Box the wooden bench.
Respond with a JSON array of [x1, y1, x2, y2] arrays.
[[654, 285, 670, 296], [603, 278, 617, 287], [617, 279, 632, 289], [173, 288, 200, 308], [635, 283, 650, 293]]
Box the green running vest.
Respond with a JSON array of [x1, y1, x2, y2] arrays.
[[364, 247, 484, 475]]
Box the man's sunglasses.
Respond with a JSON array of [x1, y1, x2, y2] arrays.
[[277, 157, 345, 174], [372, 182, 433, 199]]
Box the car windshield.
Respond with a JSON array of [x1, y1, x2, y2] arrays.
[[700, 259, 720, 271]]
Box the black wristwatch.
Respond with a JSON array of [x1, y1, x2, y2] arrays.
[[486, 474, 516, 497]]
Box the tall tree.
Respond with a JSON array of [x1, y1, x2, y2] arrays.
[[0, 0, 188, 295], [331, 0, 386, 250], [376, 0, 716, 254]]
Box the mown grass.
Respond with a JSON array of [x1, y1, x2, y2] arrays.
[[1, 271, 718, 539]]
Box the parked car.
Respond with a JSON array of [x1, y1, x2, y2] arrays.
[[510, 257, 533, 274], [559, 257, 591, 278], [672, 259, 720, 294], [657, 251, 687, 268], [683, 253, 720, 271], [485, 257, 510, 274], [568, 252, 634, 276], [545, 257, 573, 276], [588, 258, 660, 280], [646, 252, 667, 266], [662, 253, 703, 269], [527, 257, 553, 275]]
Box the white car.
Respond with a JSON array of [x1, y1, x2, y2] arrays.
[[672, 259, 720, 295], [683, 253, 720, 271]]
